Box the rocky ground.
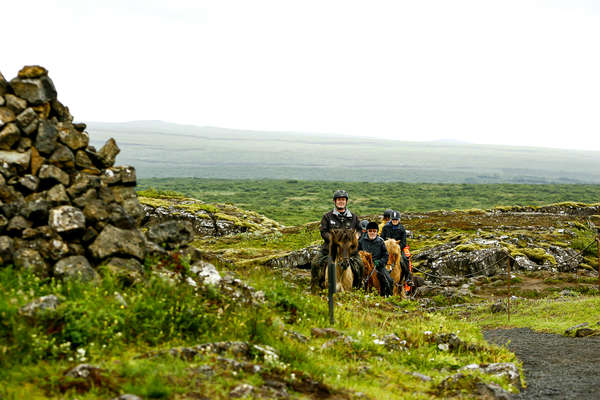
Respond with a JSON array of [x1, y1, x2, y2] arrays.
[[485, 328, 600, 400]]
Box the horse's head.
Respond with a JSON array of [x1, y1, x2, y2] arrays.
[[329, 229, 358, 268]]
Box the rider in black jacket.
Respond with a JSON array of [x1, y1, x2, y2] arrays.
[[359, 221, 393, 297], [310, 190, 363, 292]]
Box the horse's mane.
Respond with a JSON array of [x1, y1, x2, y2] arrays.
[[330, 228, 357, 243]]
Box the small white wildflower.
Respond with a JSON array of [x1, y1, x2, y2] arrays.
[[424, 330, 432, 336]]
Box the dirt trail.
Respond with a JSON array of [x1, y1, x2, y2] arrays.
[[484, 328, 600, 399]]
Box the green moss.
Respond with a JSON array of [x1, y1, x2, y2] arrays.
[[455, 243, 484, 252]]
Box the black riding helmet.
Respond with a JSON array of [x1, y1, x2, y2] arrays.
[[391, 210, 401, 220], [360, 219, 369, 230], [333, 189, 349, 200], [366, 221, 379, 231], [383, 209, 393, 219]]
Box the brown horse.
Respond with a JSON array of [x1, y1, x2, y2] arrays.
[[359, 250, 381, 294], [385, 239, 407, 297], [324, 229, 357, 292]]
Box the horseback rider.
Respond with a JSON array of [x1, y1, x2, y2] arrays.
[[310, 190, 363, 293], [381, 210, 413, 285], [359, 221, 393, 297], [359, 219, 369, 240], [379, 209, 394, 234]]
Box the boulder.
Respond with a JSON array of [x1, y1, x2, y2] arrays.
[[38, 164, 70, 186], [265, 244, 320, 269], [49, 144, 75, 168], [5, 94, 27, 113], [19, 294, 61, 317], [0, 107, 16, 127], [89, 224, 145, 260], [13, 248, 49, 277], [9, 74, 57, 105], [97, 138, 120, 168], [0, 71, 8, 96], [16, 107, 38, 131], [49, 205, 86, 233], [0, 235, 14, 264], [0, 149, 31, 170], [191, 260, 221, 285], [146, 220, 194, 249], [0, 123, 21, 150], [54, 255, 99, 281], [46, 184, 70, 204], [35, 120, 58, 155], [57, 123, 89, 151], [18, 174, 39, 192], [102, 257, 144, 285]]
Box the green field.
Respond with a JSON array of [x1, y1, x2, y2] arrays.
[[137, 178, 600, 225]]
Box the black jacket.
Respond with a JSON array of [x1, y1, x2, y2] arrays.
[[319, 208, 361, 245], [381, 222, 407, 250], [358, 235, 389, 269]]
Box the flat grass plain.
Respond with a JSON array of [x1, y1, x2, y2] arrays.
[[88, 120, 600, 184], [137, 178, 600, 225]]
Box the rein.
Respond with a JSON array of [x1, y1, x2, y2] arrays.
[[362, 265, 377, 289]]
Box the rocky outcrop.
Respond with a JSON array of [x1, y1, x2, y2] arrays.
[[264, 244, 320, 269], [139, 195, 282, 237], [0, 65, 180, 277]]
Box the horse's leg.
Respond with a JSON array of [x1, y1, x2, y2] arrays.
[[341, 266, 353, 291]]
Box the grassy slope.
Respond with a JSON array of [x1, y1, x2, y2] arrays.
[[3, 187, 600, 398]]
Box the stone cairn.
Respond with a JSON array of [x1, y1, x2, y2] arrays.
[[0, 65, 183, 281]]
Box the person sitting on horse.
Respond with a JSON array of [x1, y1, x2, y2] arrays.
[[310, 190, 363, 292], [381, 210, 413, 285], [379, 209, 394, 234], [359, 221, 393, 297], [359, 219, 369, 240]]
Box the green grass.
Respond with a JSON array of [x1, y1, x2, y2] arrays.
[[137, 178, 600, 225]]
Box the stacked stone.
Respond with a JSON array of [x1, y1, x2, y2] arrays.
[[0, 66, 147, 280]]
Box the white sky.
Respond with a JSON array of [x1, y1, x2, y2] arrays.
[[3, 0, 600, 150]]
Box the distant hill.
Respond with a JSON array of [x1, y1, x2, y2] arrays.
[[87, 121, 600, 183]]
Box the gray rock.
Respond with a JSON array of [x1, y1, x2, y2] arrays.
[[111, 395, 143, 400], [0, 149, 31, 170], [0, 71, 8, 96], [38, 164, 69, 186], [49, 205, 86, 233], [565, 322, 589, 334], [48, 144, 75, 168], [57, 122, 89, 151], [575, 328, 599, 337], [0, 183, 24, 203], [490, 302, 507, 313], [75, 150, 94, 169], [5, 94, 27, 113], [461, 362, 521, 389], [14, 248, 49, 277], [9, 75, 57, 105], [0, 123, 21, 150], [230, 383, 255, 398], [0, 107, 16, 127], [72, 188, 98, 208], [410, 372, 432, 382], [122, 198, 145, 226], [83, 199, 110, 223], [475, 382, 512, 400], [42, 238, 70, 261], [16, 137, 32, 152], [0, 235, 14, 264], [65, 363, 102, 378], [89, 224, 146, 260], [7, 215, 31, 234], [16, 108, 38, 130], [146, 220, 194, 249], [54, 255, 99, 282], [19, 174, 39, 192], [46, 184, 70, 204], [35, 120, 58, 155], [51, 99, 73, 123], [111, 186, 136, 204], [101, 257, 144, 285], [98, 138, 120, 168], [108, 203, 136, 229], [311, 327, 343, 338], [191, 260, 222, 285], [19, 294, 61, 317], [67, 172, 101, 198], [265, 244, 321, 269]]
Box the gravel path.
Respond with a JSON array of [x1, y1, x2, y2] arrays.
[[484, 328, 600, 399]]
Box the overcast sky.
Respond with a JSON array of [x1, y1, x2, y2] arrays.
[[3, 0, 600, 150]]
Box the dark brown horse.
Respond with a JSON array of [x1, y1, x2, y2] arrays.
[[324, 229, 358, 292], [359, 250, 381, 294]]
